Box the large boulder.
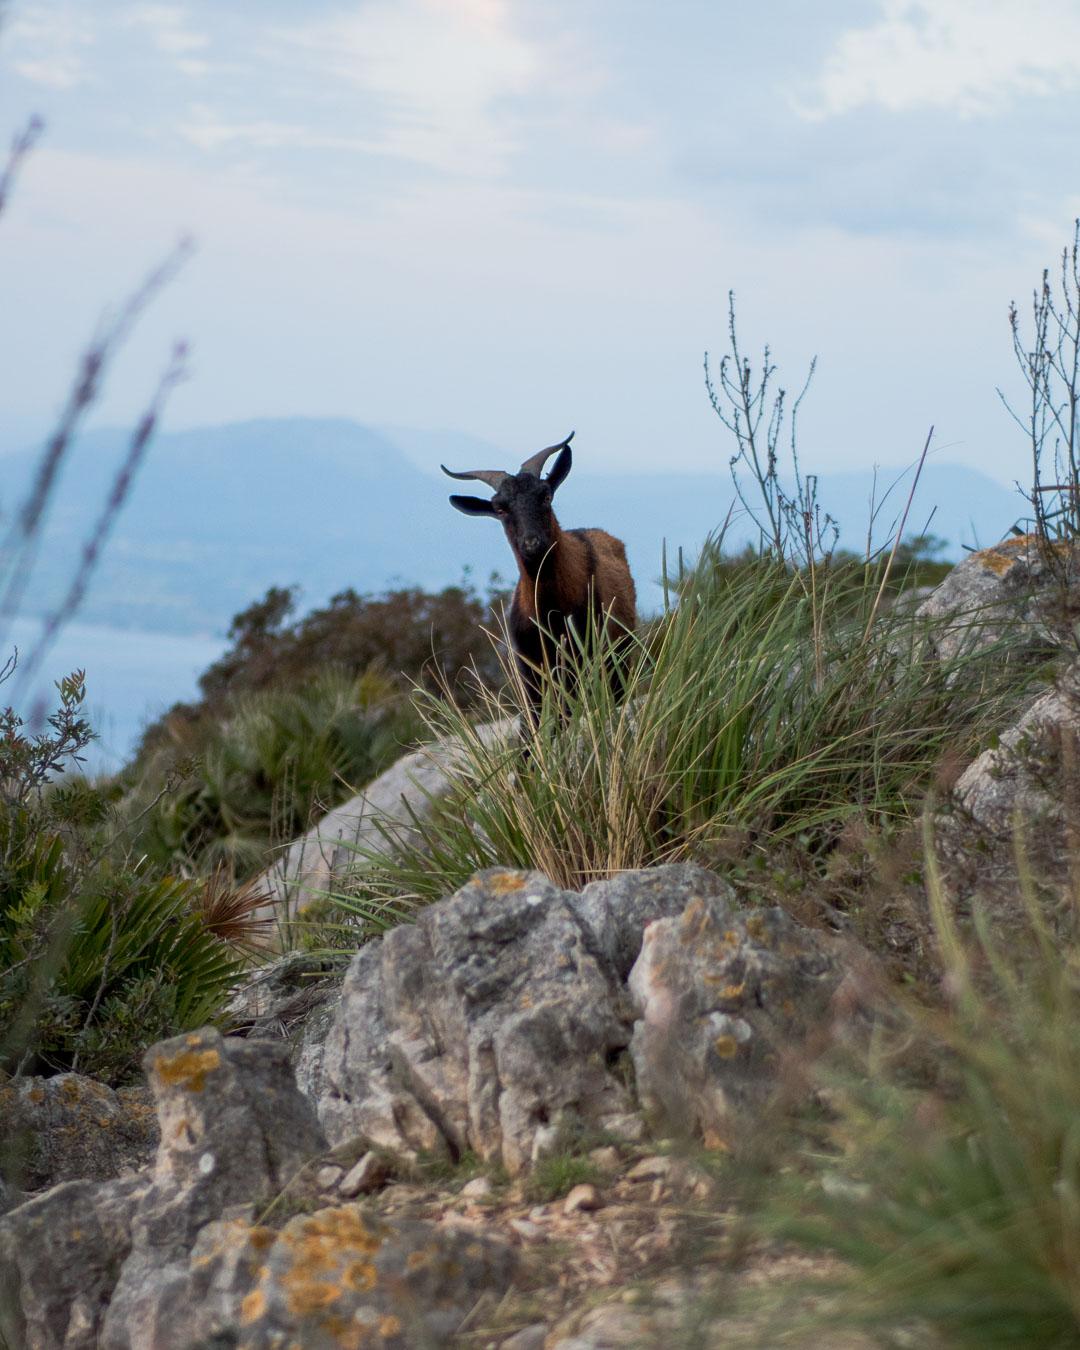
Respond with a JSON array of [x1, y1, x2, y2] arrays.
[[628, 892, 871, 1148], [251, 717, 516, 925], [313, 865, 728, 1172], [0, 1074, 158, 1191], [916, 533, 1078, 662]]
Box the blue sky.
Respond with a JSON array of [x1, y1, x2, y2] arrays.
[[2, 0, 1080, 482]]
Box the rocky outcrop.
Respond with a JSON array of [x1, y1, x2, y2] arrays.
[[308, 863, 871, 1172], [629, 894, 871, 1147], [251, 717, 516, 924], [952, 659, 1080, 840], [0, 1073, 158, 1191], [916, 533, 1078, 661], [0, 1025, 516, 1348]]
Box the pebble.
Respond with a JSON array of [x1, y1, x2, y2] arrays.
[[508, 1218, 544, 1243], [563, 1183, 600, 1215], [315, 1165, 343, 1190], [500, 1324, 549, 1350], [461, 1176, 494, 1201], [627, 1155, 674, 1182], [338, 1151, 391, 1197], [588, 1146, 621, 1174]]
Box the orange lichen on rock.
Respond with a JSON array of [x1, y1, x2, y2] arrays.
[[278, 1206, 384, 1322], [488, 871, 527, 896], [240, 1288, 266, 1325], [152, 1047, 221, 1093]]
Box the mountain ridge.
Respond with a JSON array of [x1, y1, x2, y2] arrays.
[[2, 417, 1027, 635]]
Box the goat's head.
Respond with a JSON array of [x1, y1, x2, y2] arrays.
[[442, 432, 574, 570]]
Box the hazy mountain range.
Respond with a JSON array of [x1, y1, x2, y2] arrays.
[[0, 417, 1027, 635]]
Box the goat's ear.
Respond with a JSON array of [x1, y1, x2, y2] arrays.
[[449, 494, 498, 516], [546, 445, 572, 495]]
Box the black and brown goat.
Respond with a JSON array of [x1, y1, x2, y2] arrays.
[[442, 432, 637, 724]]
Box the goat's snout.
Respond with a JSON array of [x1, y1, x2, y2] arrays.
[[520, 534, 543, 558]]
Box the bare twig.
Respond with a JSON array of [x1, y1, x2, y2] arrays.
[[0, 115, 43, 220], [862, 426, 934, 643]]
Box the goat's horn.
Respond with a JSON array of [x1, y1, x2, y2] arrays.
[[519, 431, 574, 478], [440, 465, 509, 490]]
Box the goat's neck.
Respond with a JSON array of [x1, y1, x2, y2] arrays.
[[515, 518, 579, 610]]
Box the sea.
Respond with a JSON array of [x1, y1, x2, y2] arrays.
[[4, 616, 227, 775]]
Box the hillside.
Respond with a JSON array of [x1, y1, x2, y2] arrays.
[[0, 418, 1023, 634]]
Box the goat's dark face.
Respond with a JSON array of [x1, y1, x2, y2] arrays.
[[443, 441, 573, 575], [491, 473, 556, 570]]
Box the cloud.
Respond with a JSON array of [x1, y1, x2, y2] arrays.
[[266, 0, 540, 175], [122, 4, 210, 59], [803, 0, 1080, 118], [6, 4, 96, 89]]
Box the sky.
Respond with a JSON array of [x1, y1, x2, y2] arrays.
[[2, 0, 1080, 483]]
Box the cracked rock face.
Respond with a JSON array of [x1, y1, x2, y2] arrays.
[[916, 534, 1079, 662], [628, 892, 868, 1147], [314, 864, 727, 1173], [0, 1025, 516, 1349]]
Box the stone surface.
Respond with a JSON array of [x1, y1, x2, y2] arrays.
[[0, 1175, 148, 1350], [237, 1204, 515, 1348], [0, 1025, 515, 1349], [916, 533, 1078, 662], [952, 659, 1080, 839], [0, 1073, 159, 1191], [251, 717, 516, 924], [313, 864, 732, 1175], [563, 1183, 600, 1214], [629, 893, 869, 1147], [338, 1151, 392, 1197]]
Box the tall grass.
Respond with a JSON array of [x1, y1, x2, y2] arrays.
[[340, 541, 1029, 906], [763, 831, 1080, 1347]]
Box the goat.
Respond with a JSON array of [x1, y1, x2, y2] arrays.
[[442, 432, 637, 725]]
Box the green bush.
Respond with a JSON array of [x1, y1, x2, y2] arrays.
[[121, 667, 422, 880], [0, 671, 246, 1082]]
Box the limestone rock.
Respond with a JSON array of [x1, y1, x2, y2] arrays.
[[99, 1028, 328, 1350], [629, 893, 868, 1147], [569, 863, 735, 979], [916, 533, 1078, 662], [952, 659, 1080, 839], [238, 1203, 515, 1348], [0, 1174, 148, 1350], [251, 717, 516, 923], [0, 1073, 158, 1191], [316, 868, 638, 1174]]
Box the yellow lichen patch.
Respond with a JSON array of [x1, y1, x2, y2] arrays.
[[250, 1226, 276, 1252], [278, 1206, 385, 1324], [679, 897, 721, 947], [488, 871, 526, 896], [720, 983, 745, 1000], [713, 1035, 739, 1059], [341, 1260, 377, 1293], [240, 1288, 266, 1325], [406, 1249, 429, 1272], [379, 1315, 403, 1337], [153, 1047, 221, 1093]]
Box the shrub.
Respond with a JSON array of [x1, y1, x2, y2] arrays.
[[0, 671, 247, 1082], [121, 666, 422, 880], [763, 841, 1080, 1347]]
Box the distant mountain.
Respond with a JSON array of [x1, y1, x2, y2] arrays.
[[1, 417, 1025, 634]]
